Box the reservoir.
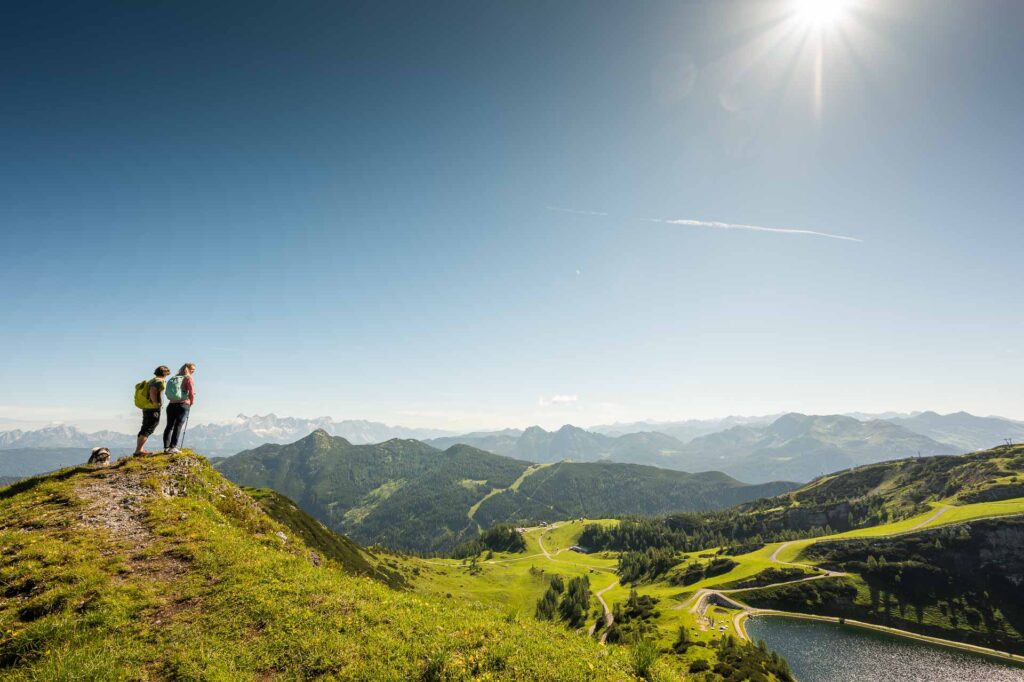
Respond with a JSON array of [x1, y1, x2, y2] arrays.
[[745, 615, 1024, 682]]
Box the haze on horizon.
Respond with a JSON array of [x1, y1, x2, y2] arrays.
[[2, 0, 1022, 434]]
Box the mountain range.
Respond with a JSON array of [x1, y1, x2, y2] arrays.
[[185, 414, 452, 454], [670, 413, 955, 483], [887, 410, 1024, 453], [427, 415, 958, 483], [4, 410, 1023, 483], [0, 414, 453, 457], [216, 430, 794, 552], [426, 425, 691, 468], [587, 415, 780, 441], [0, 424, 136, 450]]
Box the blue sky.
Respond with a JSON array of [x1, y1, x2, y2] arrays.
[[2, 0, 1022, 432]]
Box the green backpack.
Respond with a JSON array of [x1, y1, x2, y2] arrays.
[[134, 379, 160, 410], [166, 375, 188, 402]]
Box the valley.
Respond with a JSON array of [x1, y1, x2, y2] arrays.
[[406, 443, 1024, 677], [410, 487, 1024, 675]]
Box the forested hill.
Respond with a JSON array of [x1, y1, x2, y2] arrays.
[[216, 430, 796, 553], [581, 443, 1024, 556]]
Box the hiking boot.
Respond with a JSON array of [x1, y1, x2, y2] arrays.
[[167, 448, 182, 454]]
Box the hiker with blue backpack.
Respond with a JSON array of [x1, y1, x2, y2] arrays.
[[164, 363, 197, 454], [133, 365, 171, 456]]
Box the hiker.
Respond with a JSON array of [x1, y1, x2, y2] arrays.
[[163, 363, 196, 454], [134, 365, 171, 456]]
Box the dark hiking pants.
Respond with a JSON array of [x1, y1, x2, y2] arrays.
[[164, 403, 190, 450], [139, 409, 160, 438]]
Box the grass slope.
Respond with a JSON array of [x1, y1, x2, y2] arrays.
[[0, 453, 634, 680], [245, 487, 407, 588]]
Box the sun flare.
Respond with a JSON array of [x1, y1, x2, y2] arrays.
[[793, 0, 850, 29]]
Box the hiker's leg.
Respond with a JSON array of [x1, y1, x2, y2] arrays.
[[163, 404, 180, 450], [166, 404, 188, 450], [137, 409, 159, 454], [175, 405, 190, 449]]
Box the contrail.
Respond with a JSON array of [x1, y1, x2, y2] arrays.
[[648, 217, 862, 243], [547, 206, 861, 243]]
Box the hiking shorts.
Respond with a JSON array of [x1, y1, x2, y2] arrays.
[[139, 409, 161, 438]]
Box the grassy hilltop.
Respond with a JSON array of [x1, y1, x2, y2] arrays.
[[0, 452, 636, 680]]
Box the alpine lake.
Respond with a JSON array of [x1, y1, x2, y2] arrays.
[[745, 615, 1024, 682]]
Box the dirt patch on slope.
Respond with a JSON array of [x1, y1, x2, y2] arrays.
[[75, 456, 199, 580]]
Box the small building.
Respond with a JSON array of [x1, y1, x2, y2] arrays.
[[568, 545, 590, 554]]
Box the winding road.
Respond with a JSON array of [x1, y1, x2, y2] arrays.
[[534, 523, 619, 641]]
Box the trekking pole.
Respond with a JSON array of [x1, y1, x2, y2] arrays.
[[180, 410, 191, 450]]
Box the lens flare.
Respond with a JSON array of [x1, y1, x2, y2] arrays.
[[793, 0, 850, 28]]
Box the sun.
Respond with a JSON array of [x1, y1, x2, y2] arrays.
[[792, 0, 850, 29]]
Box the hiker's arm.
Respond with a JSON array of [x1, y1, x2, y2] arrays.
[[149, 385, 160, 406], [186, 376, 196, 404]]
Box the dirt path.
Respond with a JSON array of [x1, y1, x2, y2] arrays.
[[909, 505, 951, 530], [587, 579, 618, 643], [74, 455, 204, 587], [537, 526, 554, 559], [531, 523, 619, 641], [732, 611, 748, 639], [76, 466, 158, 547], [768, 541, 792, 564]]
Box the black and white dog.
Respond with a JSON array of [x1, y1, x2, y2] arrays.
[[88, 447, 111, 466]]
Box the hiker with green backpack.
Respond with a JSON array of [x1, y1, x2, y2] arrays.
[[163, 363, 197, 454], [134, 366, 171, 456]]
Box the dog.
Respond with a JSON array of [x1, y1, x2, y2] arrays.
[[88, 447, 111, 466]]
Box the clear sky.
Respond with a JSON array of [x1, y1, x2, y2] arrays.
[[3, 0, 1022, 432]]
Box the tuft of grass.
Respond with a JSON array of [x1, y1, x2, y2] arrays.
[[629, 639, 660, 679]]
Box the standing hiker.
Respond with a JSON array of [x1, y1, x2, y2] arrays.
[[134, 366, 171, 456], [163, 363, 196, 454]]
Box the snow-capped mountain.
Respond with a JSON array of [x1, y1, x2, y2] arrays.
[[0, 415, 455, 457], [0, 425, 134, 449]]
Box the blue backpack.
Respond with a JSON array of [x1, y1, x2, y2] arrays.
[[166, 375, 188, 402]]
